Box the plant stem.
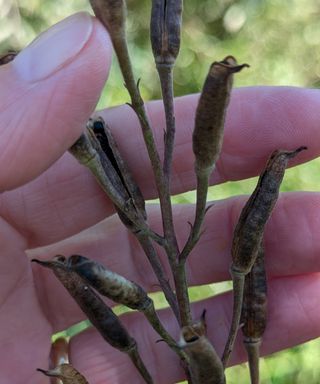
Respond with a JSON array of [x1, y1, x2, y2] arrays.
[[157, 63, 175, 181], [136, 233, 179, 322], [113, 32, 194, 327], [127, 344, 154, 384], [221, 270, 245, 368], [244, 340, 261, 384], [180, 170, 210, 263], [174, 262, 193, 326], [143, 301, 188, 362]]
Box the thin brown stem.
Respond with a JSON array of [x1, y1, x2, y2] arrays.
[[143, 301, 188, 362], [180, 170, 210, 263], [244, 340, 261, 384], [174, 262, 193, 326], [157, 63, 175, 180], [127, 344, 154, 384], [113, 33, 194, 327], [221, 270, 245, 368], [136, 233, 179, 322]]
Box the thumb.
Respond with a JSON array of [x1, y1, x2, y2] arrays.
[[0, 12, 112, 191]]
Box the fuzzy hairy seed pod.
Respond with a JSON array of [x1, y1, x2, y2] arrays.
[[241, 244, 267, 341], [89, 0, 126, 36], [180, 313, 225, 384], [231, 147, 306, 275], [68, 254, 152, 311], [150, 0, 183, 65], [37, 364, 88, 384], [193, 57, 248, 176]]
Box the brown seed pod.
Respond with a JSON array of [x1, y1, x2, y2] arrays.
[[241, 244, 267, 384], [32, 256, 153, 383], [241, 244, 267, 342], [68, 254, 152, 311], [150, 0, 183, 66], [231, 147, 307, 275], [222, 147, 306, 368], [89, 0, 126, 37], [180, 312, 225, 384], [193, 57, 249, 176], [32, 256, 135, 352], [89, 117, 146, 219], [37, 364, 88, 384]]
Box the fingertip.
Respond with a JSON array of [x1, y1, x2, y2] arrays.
[[0, 13, 113, 191]]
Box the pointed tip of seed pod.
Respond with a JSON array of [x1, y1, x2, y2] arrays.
[[36, 368, 57, 377], [210, 56, 249, 76], [292, 146, 308, 156], [31, 255, 67, 268]]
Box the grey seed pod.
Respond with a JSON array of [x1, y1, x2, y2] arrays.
[[231, 147, 306, 275], [89, 117, 146, 219], [241, 244, 267, 384], [37, 363, 88, 384], [68, 254, 152, 311], [241, 244, 267, 341], [32, 256, 153, 383], [193, 56, 248, 176], [150, 0, 183, 65], [32, 256, 135, 352]]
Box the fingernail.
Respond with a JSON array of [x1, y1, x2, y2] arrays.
[[13, 12, 93, 82]]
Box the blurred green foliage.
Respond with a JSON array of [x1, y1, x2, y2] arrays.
[[3, 0, 320, 383]]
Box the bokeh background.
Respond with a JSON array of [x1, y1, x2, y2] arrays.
[[2, 0, 320, 383]]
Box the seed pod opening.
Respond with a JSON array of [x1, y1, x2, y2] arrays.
[[150, 0, 183, 65], [180, 312, 225, 384], [68, 254, 152, 311], [193, 56, 248, 176]]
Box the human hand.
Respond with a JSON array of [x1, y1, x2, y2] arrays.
[[1, 12, 320, 384]]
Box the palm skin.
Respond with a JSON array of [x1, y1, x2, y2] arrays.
[[1, 12, 320, 384]]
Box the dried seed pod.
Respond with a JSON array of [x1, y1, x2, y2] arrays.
[[32, 256, 153, 384], [180, 312, 225, 384], [231, 147, 306, 275], [222, 147, 306, 367], [89, 0, 126, 37], [0, 50, 18, 65], [68, 254, 185, 360], [193, 57, 249, 176], [150, 0, 183, 66], [37, 363, 88, 384], [241, 244, 267, 384], [89, 117, 146, 219], [68, 254, 152, 311]]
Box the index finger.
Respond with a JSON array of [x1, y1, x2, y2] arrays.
[[2, 86, 319, 247]]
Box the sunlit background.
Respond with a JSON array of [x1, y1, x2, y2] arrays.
[[3, 0, 320, 383]]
